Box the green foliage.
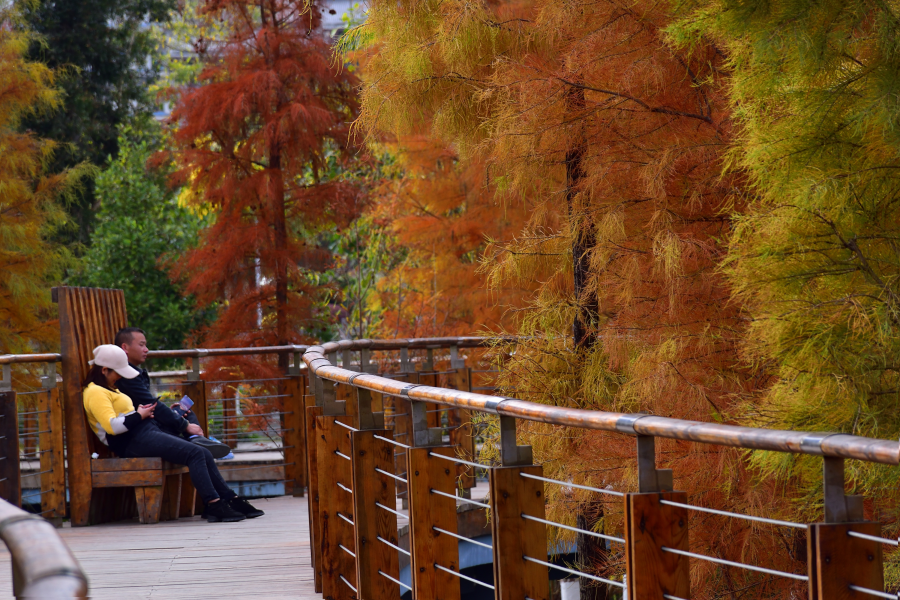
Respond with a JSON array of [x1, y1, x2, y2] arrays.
[[75, 119, 211, 358], [670, 0, 900, 521], [300, 145, 406, 342], [22, 0, 175, 245], [317, 213, 407, 341], [150, 0, 231, 91]]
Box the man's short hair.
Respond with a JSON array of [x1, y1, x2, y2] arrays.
[[115, 327, 146, 347]]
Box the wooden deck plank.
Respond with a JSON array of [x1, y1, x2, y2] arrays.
[[0, 496, 317, 599]]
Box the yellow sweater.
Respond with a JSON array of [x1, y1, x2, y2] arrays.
[[83, 382, 141, 447]]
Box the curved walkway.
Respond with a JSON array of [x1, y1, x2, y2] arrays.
[[0, 496, 316, 599]]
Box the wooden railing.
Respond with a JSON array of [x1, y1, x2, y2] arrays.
[[0, 345, 313, 523], [0, 497, 87, 598], [302, 338, 899, 600], [1, 336, 897, 599]]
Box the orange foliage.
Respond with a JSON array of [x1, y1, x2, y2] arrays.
[[0, 16, 81, 358], [479, 4, 782, 594], [160, 0, 361, 376], [355, 0, 807, 594], [369, 134, 534, 338]]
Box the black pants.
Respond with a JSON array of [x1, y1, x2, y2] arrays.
[[121, 424, 235, 504]]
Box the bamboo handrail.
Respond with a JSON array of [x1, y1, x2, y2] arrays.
[[4, 336, 896, 464], [0, 498, 87, 598], [302, 342, 900, 466], [0, 353, 61, 364], [0, 337, 497, 364]]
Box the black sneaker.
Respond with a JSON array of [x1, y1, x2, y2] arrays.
[[189, 436, 232, 459], [204, 500, 246, 523], [229, 496, 264, 518]]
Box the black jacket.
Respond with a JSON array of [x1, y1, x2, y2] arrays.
[[116, 366, 189, 436]]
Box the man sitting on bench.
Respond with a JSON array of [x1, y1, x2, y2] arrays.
[[83, 344, 263, 522], [114, 327, 231, 459]]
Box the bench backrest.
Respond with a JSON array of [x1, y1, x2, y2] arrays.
[[53, 286, 128, 462]]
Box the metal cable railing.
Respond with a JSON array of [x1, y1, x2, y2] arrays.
[[521, 513, 625, 544], [207, 393, 291, 402], [2, 337, 897, 598], [338, 574, 357, 593], [849, 585, 896, 599], [429, 488, 490, 508], [377, 535, 411, 556], [375, 501, 409, 521], [375, 435, 410, 449], [523, 555, 625, 588], [433, 526, 493, 549], [659, 498, 806, 529], [378, 569, 412, 590], [661, 547, 809, 581], [303, 338, 899, 600], [519, 472, 624, 497], [434, 562, 496, 590], [375, 467, 408, 484], [428, 451, 490, 470], [848, 531, 900, 546]]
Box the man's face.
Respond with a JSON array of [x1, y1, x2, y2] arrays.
[[121, 332, 149, 366]]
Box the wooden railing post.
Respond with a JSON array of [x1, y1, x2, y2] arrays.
[[360, 348, 376, 374], [351, 385, 399, 600], [183, 357, 208, 434], [306, 367, 329, 593], [23, 402, 36, 458], [391, 373, 414, 508], [283, 350, 306, 497], [317, 396, 357, 600], [490, 414, 549, 600], [39, 366, 65, 524], [624, 433, 690, 600], [807, 457, 885, 600], [447, 362, 475, 494], [0, 389, 20, 506], [407, 395, 461, 600], [183, 374, 206, 516]]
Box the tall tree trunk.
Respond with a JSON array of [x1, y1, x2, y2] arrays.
[[577, 506, 610, 600], [566, 80, 608, 600], [271, 151, 289, 373], [565, 83, 598, 349]]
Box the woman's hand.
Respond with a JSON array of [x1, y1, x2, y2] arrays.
[[137, 402, 156, 420]]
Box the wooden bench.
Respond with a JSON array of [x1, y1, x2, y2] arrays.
[[53, 286, 195, 526]]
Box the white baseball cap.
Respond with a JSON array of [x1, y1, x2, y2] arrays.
[[89, 345, 139, 379]]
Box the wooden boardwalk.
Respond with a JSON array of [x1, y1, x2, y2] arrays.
[[0, 496, 317, 599]]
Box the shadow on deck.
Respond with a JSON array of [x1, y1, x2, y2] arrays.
[[0, 496, 315, 600]]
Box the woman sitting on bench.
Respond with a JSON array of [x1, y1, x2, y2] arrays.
[[82, 344, 264, 523]]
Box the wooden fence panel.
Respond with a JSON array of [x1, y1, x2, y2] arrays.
[[317, 415, 357, 600]]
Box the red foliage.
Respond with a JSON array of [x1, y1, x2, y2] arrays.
[[160, 0, 361, 375]]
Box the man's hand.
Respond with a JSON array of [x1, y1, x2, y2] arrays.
[[137, 402, 156, 420], [186, 423, 204, 437]]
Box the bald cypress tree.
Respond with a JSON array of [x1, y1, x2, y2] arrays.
[[162, 0, 361, 373], [671, 0, 900, 549], [0, 7, 86, 357]]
